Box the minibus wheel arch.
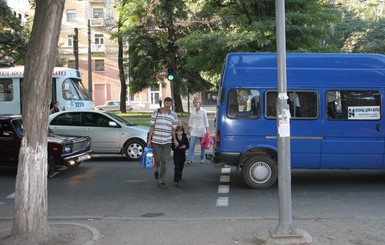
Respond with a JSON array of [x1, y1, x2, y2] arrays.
[[239, 148, 277, 168]]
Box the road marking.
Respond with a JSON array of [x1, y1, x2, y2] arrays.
[[218, 185, 229, 194], [216, 197, 229, 207], [216, 167, 231, 207], [221, 167, 231, 174], [6, 193, 14, 199], [219, 175, 230, 182]]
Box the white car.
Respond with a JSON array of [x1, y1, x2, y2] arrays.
[[48, 110, 148, 160], [94, 100, 133, 112]]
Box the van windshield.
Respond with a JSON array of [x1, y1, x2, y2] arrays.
[[62, 78, 91, 101]]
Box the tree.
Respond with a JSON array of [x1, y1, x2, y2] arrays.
[[10, 0, 65, 243], [119, 0, 212, 112], [117, 0, 129, 113], [178, 0, 340, 75], [0, 0, 29, 65]]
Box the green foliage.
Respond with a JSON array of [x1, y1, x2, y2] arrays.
[[178, 0, 340, 75], [117, 0, 385, 98], [0, 0, 30, 65]]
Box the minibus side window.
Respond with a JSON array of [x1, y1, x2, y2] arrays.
[[265, 91, 318, 119], [0, 79, 13, 101], [227, 89, 260, 119], [326, 90, 381, 120]]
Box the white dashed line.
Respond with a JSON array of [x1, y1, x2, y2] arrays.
[[219, 175, 230, 182], [218, 185, 229, 194], [216, 167, 231, 207], [221, 167, 231, 174], [216, 197, 229, 207]]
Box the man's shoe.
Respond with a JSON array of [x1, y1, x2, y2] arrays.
[[174, 181, 179, 187], [159, 183, 166, 188], [154, 172, 159, 180]]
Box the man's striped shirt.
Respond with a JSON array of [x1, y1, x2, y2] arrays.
[[150, 109, 177, 144]]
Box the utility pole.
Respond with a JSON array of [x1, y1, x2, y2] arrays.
[[88, 19, 93, 99], [271, 0, 298, 238], [73, 28, 79, 70]]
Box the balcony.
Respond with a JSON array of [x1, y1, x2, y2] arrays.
[[90, 18, 104, 27], [91, 44, 105, 53]]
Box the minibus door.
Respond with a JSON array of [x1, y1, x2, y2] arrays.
[[321, 90, 385, 169]]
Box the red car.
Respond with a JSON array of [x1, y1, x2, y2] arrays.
[[0, 115, 92, 176]]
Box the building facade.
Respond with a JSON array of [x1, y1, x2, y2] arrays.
[[6, 0, 176, 110], [59, 0, 167, 109]]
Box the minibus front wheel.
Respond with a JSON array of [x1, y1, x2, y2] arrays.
[[242, 155, 277, 189]]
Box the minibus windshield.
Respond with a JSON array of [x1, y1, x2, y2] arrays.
[[62, 78, 91, 101]]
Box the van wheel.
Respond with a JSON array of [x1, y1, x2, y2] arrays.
[[124, 139, 145, 160], [242, 154, 277, 189]]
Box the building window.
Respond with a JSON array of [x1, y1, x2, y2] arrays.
[[94, 34, 104, 45], [67, 35, 74, 47], [66, 9, 76, 22], [68, 60, 75, 69], [93, 8, 104, 18], [95, 59, 104, 71]]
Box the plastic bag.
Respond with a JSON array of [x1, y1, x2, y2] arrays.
[[201, 132, 213, 149], [140, 147, 154, 169]]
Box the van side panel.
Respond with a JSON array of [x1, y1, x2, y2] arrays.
[[216, 52, 385, 171]]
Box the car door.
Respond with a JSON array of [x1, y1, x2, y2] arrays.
[[82, 112, 122, 153], [0, 120, 21, 164], [49, 112, 83, 137]]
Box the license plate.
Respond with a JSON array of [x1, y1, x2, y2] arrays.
[[78, 154, 90, 162]]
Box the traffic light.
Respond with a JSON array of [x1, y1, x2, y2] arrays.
[[167, 68, 174, 81]]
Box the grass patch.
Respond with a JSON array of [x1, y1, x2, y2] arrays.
[[116, 112, 152, 118], [129, 119, 150, 127], [116, 111, 190, 118]]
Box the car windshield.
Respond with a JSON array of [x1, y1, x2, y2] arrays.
[[11, 119, 23, 137], [105, 112, 136, 126]]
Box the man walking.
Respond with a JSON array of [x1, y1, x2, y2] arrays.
[[147, 97, 178, 188]]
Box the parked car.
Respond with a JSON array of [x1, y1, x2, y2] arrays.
[[0, 115, 92, 176], [94, 100, 133, 112], [48, 110, 148, 160]]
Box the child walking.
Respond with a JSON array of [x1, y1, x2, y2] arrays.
[[172, 125, 189, 186]]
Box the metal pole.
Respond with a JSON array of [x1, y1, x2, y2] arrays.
[[271, 0, 298, 237], [73, 28, 79, 70], [88, 19, 93, 99]]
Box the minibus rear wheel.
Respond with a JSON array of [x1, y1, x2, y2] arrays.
[[242, 154, 277, 189]]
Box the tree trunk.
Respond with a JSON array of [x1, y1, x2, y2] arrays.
[[11, 0, 65, 242], [118, 2, 127, 113]]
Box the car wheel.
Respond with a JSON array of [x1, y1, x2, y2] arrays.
[[242, 154, 277, 189], [124, 139, 146, 160]]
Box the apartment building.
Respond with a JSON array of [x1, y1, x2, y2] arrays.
[[6, 0, 170, 109], [59, 0, 167, 109]]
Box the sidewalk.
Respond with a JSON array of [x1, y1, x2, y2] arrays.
[[2, 216, 385, 244]]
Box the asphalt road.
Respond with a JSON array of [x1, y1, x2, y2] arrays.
[[1, 156, 385, 222]]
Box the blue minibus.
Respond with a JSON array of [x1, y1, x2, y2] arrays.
[[209, 52, 385, 188]]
